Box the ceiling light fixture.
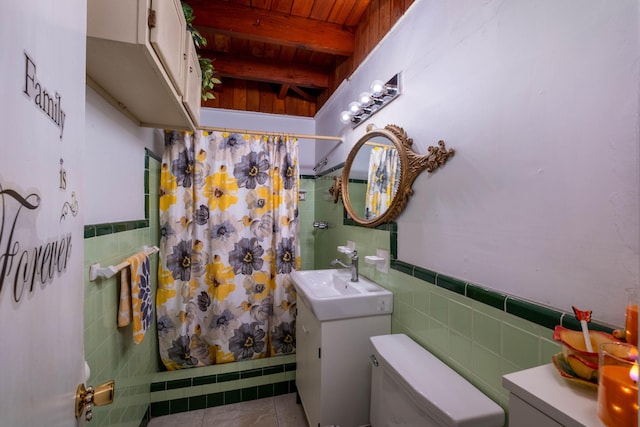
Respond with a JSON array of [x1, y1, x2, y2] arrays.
[[339, 73, 401, 127]]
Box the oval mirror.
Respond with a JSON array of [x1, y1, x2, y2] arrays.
[[341, 124, 455, 227]]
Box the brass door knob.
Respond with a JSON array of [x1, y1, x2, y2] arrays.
[[75, 380, 115, 421]]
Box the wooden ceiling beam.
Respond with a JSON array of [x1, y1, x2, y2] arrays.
[[289, 86, 315, 102], [278, 84, 290, 99], [203, 52, 329, 88], [192, 1, 355, 56]]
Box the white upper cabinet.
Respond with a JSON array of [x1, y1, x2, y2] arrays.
[[182, 29, 202, 125], [87, 0, 200, 130], [149, 0, 186, 94]]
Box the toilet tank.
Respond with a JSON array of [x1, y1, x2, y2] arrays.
[[369, 334, 504, 427]]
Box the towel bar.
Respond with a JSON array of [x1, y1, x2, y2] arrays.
[[89, 245, 159, 282]]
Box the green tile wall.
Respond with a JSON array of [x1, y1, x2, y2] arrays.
[[83, 150, 161, 427], [309, 166, 616, 415], [298, 177, 316, 271]]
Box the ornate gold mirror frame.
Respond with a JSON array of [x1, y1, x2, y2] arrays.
[[341, 124, 454, 227]]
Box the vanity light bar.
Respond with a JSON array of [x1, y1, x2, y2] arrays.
[[340, 73, 401, 127]]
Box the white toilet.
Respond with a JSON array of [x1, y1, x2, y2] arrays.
[[369, 334, 505, 427]]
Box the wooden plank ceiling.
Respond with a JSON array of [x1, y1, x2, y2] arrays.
[[188, 0, 414, 117]]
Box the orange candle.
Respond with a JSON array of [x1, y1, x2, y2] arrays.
[[597, 364, 639, 426], [626, 304, 638, 346]]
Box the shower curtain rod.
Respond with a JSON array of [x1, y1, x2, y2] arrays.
[[198, 126, 343, 142]]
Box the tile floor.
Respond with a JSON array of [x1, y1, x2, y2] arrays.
[[147, 393, 309, 427]]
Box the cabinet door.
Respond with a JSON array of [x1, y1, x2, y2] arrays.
[[296, 299, 321, 427], [508, 395, 563, 427], [150, 0, 186, 95], [183, 32, 201, 125]]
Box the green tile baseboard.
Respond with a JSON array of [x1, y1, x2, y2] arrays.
[[150, 362, 296, 392], [148, 380, 297, 418], [148, 359, 297, 418]]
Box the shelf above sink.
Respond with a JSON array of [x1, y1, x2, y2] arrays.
[[290, 269, 393, 321]]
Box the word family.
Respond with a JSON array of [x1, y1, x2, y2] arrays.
[[23, 52, 66, 139]]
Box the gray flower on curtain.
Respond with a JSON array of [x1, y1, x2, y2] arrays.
[[276, 237, 296, 274], [194, 204, 210, 225], [219, 133, 245, 153], [372, 163, 389, 191], [271, 321, 295, 354], [249, 214, 273, 241], [281, 154, 296, 189], [234, 151, 269, 189], [197, 291, 211, 312], [209, 219, 236, 241], [210, 308, 236, 330], [159, 221, 176, 241], [172, 148, 195, 188], [229, 237, 264, 274], [166, 240, 193, 281], [164, 130, 182, 146], [156, 315, 175, 338], [250, 298, 273, 324], [229, 322, 266, 360], [167, 335, 199, 367]]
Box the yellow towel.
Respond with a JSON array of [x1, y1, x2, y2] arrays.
[[117, 266, 132, 327], [117, 252, 153, 344]]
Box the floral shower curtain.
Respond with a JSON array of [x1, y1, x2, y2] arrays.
[[364, 145, 400, 219], [157, 130, 300, 370]]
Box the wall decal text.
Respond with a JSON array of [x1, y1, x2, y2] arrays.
[[23, 52, 66, 140], [0, 184, 72, 304]]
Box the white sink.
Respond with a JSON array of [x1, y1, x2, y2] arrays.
[[290, 269, 393, 321]]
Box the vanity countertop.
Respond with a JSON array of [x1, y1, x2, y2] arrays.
[[502, 363, 605, 427]]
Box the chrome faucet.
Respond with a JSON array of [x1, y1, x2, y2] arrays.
[[330, 250, 359, 282]]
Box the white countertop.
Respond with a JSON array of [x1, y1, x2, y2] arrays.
[[502, 364, 605, 427]]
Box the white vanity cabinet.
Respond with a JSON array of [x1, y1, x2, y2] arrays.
[[86, 0, 200, 130], [296, 295, 391, 427], [502, 364, 603, 427]]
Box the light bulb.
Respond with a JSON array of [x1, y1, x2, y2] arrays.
[[370, 80, 386, 96], [358, 91, 372, 107], [339, 110, 352, 124], [348, 101, 361, 114]]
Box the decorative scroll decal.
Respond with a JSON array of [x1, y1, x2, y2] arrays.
[[60, 192, 78, 222], [0, 183, 72, 304]]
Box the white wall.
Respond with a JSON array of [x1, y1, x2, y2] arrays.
[[200, 107, 318, 174], [316, 0, 640, 326], [0, 0, 87, 425], [85, 87, 163, 224]]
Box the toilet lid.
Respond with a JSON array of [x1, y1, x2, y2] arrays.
[[370, 334, 504, 427]]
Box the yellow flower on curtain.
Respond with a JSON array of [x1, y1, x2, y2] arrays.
[[160, 164, 178, 211], [160, 192, 177, 212], [271, 168, 283, 207], [204, 166, 239, 211], [156, 266, 177, 306], [205, 254, 236, 300], [161, 163, 178, 190], [215, 348, 237, 364]]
